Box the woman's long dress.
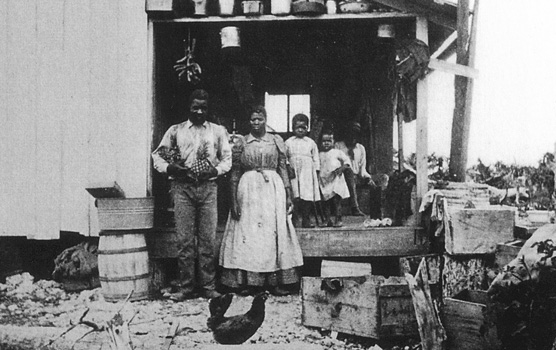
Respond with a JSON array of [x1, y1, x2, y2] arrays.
[[219, 133, 304, 288]]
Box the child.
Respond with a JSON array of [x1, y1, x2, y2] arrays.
[[318, 130, 351, 227], [286, 114, 321, 228]]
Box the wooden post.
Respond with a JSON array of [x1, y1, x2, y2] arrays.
[[448, 0, 480, 181], [415, 17, 429, 209], [146, 19, 155, 196]]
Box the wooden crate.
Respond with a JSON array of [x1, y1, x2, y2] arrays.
[[442, 289, 501, 350], [442, 254, 493, 298], [301, 275, 418, 339], [446, 208, 514, 255], [494, 239, 524, 270]]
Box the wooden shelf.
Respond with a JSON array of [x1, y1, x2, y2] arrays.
[[151, 11, 416, 24]]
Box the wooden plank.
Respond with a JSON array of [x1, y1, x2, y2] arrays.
[[494, 239, 524, 270], [321, 260, 372, 277], [428, 58, 479, 79], [446, 208, 514, 255], [35, 0, 65, 239], [378, 276, 418, 338], [117, 0, 150, 197], [297, 226, 429, 257], [5, 0, 38, 238], [442, 290, 501, 350], [301, 276, 382, 338], [372, 0, 456, 29], [399, 254, 441, 285], [415, 16, 429, 215], [59, 0, 93, 236], [0, 0, 8, 236], [151, 11, 417, 23], [430, 30, 457, 59]]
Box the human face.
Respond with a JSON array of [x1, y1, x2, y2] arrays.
[[189, 98, 208, 125], [250, 112, 266, 135], [293, 122, 308, 138], [321, 134, 334, 151]]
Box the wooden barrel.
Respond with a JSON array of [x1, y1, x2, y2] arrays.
[[98, 230, 151, 302]]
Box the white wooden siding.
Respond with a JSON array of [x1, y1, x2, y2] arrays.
[[0, 0, 150, 239]]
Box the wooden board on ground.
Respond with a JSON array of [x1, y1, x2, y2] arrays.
[[446, 208, 514, 255], [321, 260, 372, 277], [441, 289, 501, 350], [301, 275, 418, 339]]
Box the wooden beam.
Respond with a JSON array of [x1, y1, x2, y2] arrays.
[[428, 58, 479, 79], [431, 31, 457, 59], [372, 0, 456, 29], [151, 11, 417, 23], [297, 226, 429, 257], [146, 20, 155, 196], [449, 0, 479, 181], [415, 17, 429, 210]]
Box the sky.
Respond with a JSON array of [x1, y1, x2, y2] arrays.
[[403, 0, 556, 167]]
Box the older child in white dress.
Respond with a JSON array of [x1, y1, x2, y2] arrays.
[[318, 131, 350, 227], [285, 114, 321, 228]]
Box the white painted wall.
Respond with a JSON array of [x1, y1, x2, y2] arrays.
[[0, 0, 150, 239]]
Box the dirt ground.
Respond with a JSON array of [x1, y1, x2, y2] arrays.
[[0, 273, 419, 350]]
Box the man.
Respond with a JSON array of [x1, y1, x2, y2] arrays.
[[335, 121, 374, 216], [152, 89, 232, 300]]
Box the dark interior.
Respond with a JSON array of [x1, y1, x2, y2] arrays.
[[151, 17, 428, 224]]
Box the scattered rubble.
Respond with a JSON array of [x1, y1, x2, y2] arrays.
[[0, 272, 417, 349]]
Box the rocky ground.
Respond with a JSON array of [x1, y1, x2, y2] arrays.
[[0, 273, 418, 350]]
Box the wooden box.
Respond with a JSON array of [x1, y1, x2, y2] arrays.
[[301, 275, 418, 339], [399, 254, 442, 300], [446, 208, 514, 255], [494, 239, 524, 270], [442, 289, 501, 350], [442, 254, 493, 298]]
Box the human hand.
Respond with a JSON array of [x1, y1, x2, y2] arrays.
[[198, 164, 218, 180], [332, 165, 346, 178], [167, 163, 191, 178]]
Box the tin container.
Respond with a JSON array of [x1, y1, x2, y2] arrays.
[[219, 0, 235, 15], [271, 0, 291, 14], [242, 0, 264, 14], [220, 26, 241, 48]]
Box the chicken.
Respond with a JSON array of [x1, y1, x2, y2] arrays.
[[207, 291, 269, 344], [208, 293, 233, 318]]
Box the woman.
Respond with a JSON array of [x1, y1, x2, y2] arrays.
[[219, 106, 304, 296]]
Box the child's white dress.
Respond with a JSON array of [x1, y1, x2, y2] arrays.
[[285, 136, 321, 201], [318, 149, 351, 201]]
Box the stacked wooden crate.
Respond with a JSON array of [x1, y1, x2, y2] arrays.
[[441, 183, 514, 298]]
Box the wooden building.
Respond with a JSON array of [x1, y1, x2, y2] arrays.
[[0, 0, 475, 245]]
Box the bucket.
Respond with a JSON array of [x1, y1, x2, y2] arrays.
[[220, 26, 241, 48], [96, 197, 154, 230], [219, 0, 235, 15], [271, 0, 291, 14], [242, 0, 263, 14], [377, 24, 395, 38], [98, 230, 151, 302], [192, 0, 208, 16]]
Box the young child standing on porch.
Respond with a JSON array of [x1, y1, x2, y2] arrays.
[[318, 130, 351, 227], [285, 114, 321, 228]]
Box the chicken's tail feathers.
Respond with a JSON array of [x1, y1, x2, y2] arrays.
[[209, 293, 234, 317]]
